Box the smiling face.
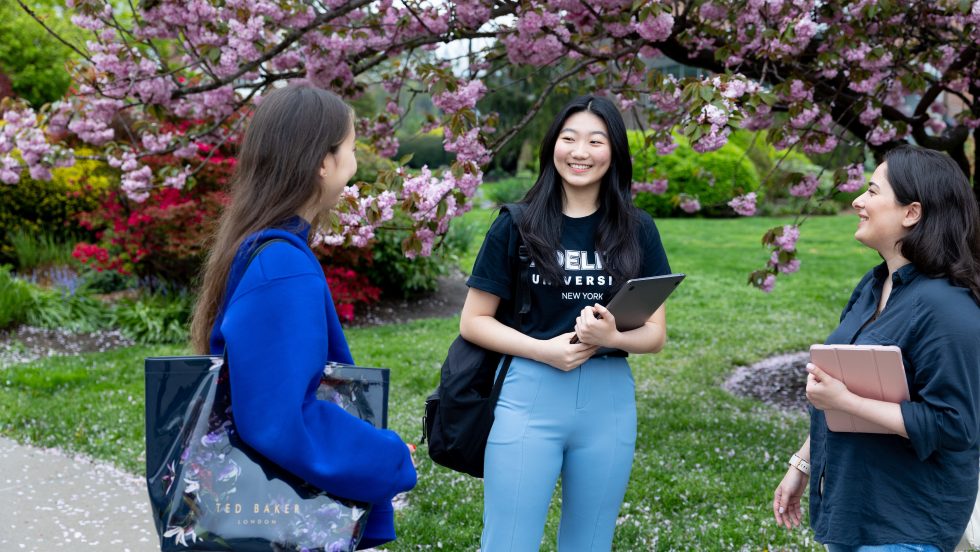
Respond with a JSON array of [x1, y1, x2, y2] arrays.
[[852, 161, 921, 257], [552, 111, 612, 194]]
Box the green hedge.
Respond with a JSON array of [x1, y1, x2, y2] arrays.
[[630, 132, 761, 218], [395, 132, 454, 170], [481, 172, 534, 206]]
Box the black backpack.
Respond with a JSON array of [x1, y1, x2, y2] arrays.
[[421, 204, 531, 477]]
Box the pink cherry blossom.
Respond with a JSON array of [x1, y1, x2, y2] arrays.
[[692, 128, 731, 153], [679, 196, 701, 214], [769, 250, 801, 274], [728, 192, 757, 216], [655, 136, 678, 155], [837, 164, 865, 193], [774, 225, 800, 252], [432, 80, 488, 114], [759, 274, 777, 293], [632, 179, 668, 196], [2, 0, 977, 282], [635, 13, 674, 42], [789, 175, 819, 198]]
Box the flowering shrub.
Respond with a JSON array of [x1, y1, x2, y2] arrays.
[[0, 149, 111, 264], [72, 129, 235, 284], [323, 266, 380, 324], [73, 186, 227, 284]]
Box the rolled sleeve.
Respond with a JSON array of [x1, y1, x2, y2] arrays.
[[901, 312, 980, 460]]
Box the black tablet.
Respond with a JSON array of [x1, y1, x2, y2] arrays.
[[605, 273, 685, 331], [570, 273, 685, 344]]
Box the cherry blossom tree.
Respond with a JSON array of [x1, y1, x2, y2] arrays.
[[2, 0, 978, 290]]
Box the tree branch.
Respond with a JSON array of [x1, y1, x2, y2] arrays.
[[487, 59, 595, 154], [15, 0, 94, 64], [175, 0, 373, 98]]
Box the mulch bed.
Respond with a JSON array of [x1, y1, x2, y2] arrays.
[[722, 351, 810, 412], [0, 326, 134, 368], [346, 273, 469, 327]]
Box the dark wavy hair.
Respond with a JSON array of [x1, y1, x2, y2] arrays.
[[518, 95, 643, 290], [885, 144, 980, 304]]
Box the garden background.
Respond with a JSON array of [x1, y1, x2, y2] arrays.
[[2, 1, 979, 550]]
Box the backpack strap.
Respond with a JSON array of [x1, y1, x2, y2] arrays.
[[501, 203, 531, 330]]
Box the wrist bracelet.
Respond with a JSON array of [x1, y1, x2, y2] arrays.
[[789, 453, 811, 476]]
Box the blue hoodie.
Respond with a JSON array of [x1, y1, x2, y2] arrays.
[[209, 217, 417, 549]]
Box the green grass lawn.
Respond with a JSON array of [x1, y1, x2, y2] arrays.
[[0, 213, 877, 550]]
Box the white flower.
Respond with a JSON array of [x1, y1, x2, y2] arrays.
[[163, 525, 197, 546], [183, 477, 200, 495]]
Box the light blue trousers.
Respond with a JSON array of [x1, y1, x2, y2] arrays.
[[481, 355, 637, 551]]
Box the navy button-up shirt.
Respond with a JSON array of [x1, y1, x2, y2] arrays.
[[810, 263, 980, 551]]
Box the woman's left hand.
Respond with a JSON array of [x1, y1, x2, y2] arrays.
[[574, 304, 618, 348], [805, 363, 854, 411]]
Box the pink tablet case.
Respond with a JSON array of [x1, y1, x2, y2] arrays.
[[809, 344, 910, 433]]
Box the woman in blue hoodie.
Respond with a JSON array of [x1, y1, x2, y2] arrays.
[[190, 83, 417, 549]]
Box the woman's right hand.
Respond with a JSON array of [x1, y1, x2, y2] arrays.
[[773, 466, 809, 529], [535, 332, 599, 371]]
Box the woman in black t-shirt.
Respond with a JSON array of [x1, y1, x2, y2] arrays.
[[461, 95, 672, 551]]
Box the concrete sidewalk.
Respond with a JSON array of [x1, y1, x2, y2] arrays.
[[0, 436, 157, 551]]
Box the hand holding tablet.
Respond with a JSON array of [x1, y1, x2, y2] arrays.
[[809, 344, 909, 433], [570, 273, 685, 344]]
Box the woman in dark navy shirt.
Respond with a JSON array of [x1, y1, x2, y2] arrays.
[[773, 145, 980, 552]]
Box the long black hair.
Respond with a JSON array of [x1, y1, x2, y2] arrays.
[[884, 144, 980, 304], [518, 95, 643, 289]]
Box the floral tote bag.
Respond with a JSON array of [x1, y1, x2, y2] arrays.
[[144, 355, 389, 551]]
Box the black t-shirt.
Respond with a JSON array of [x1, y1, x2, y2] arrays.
[[467, 207, 671, 342]]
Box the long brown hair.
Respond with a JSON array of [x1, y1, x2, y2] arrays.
[[190, 84, 353, 353]]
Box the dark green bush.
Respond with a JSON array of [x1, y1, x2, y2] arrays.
[[77, 267, 139, 295], [111, 291, 193, 344], [395, 132, 454, 169], [630, 132, 761, 217], [358, 212, 476, 299], [0, 266, 33, 329], [482, 173, 534, 206]]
